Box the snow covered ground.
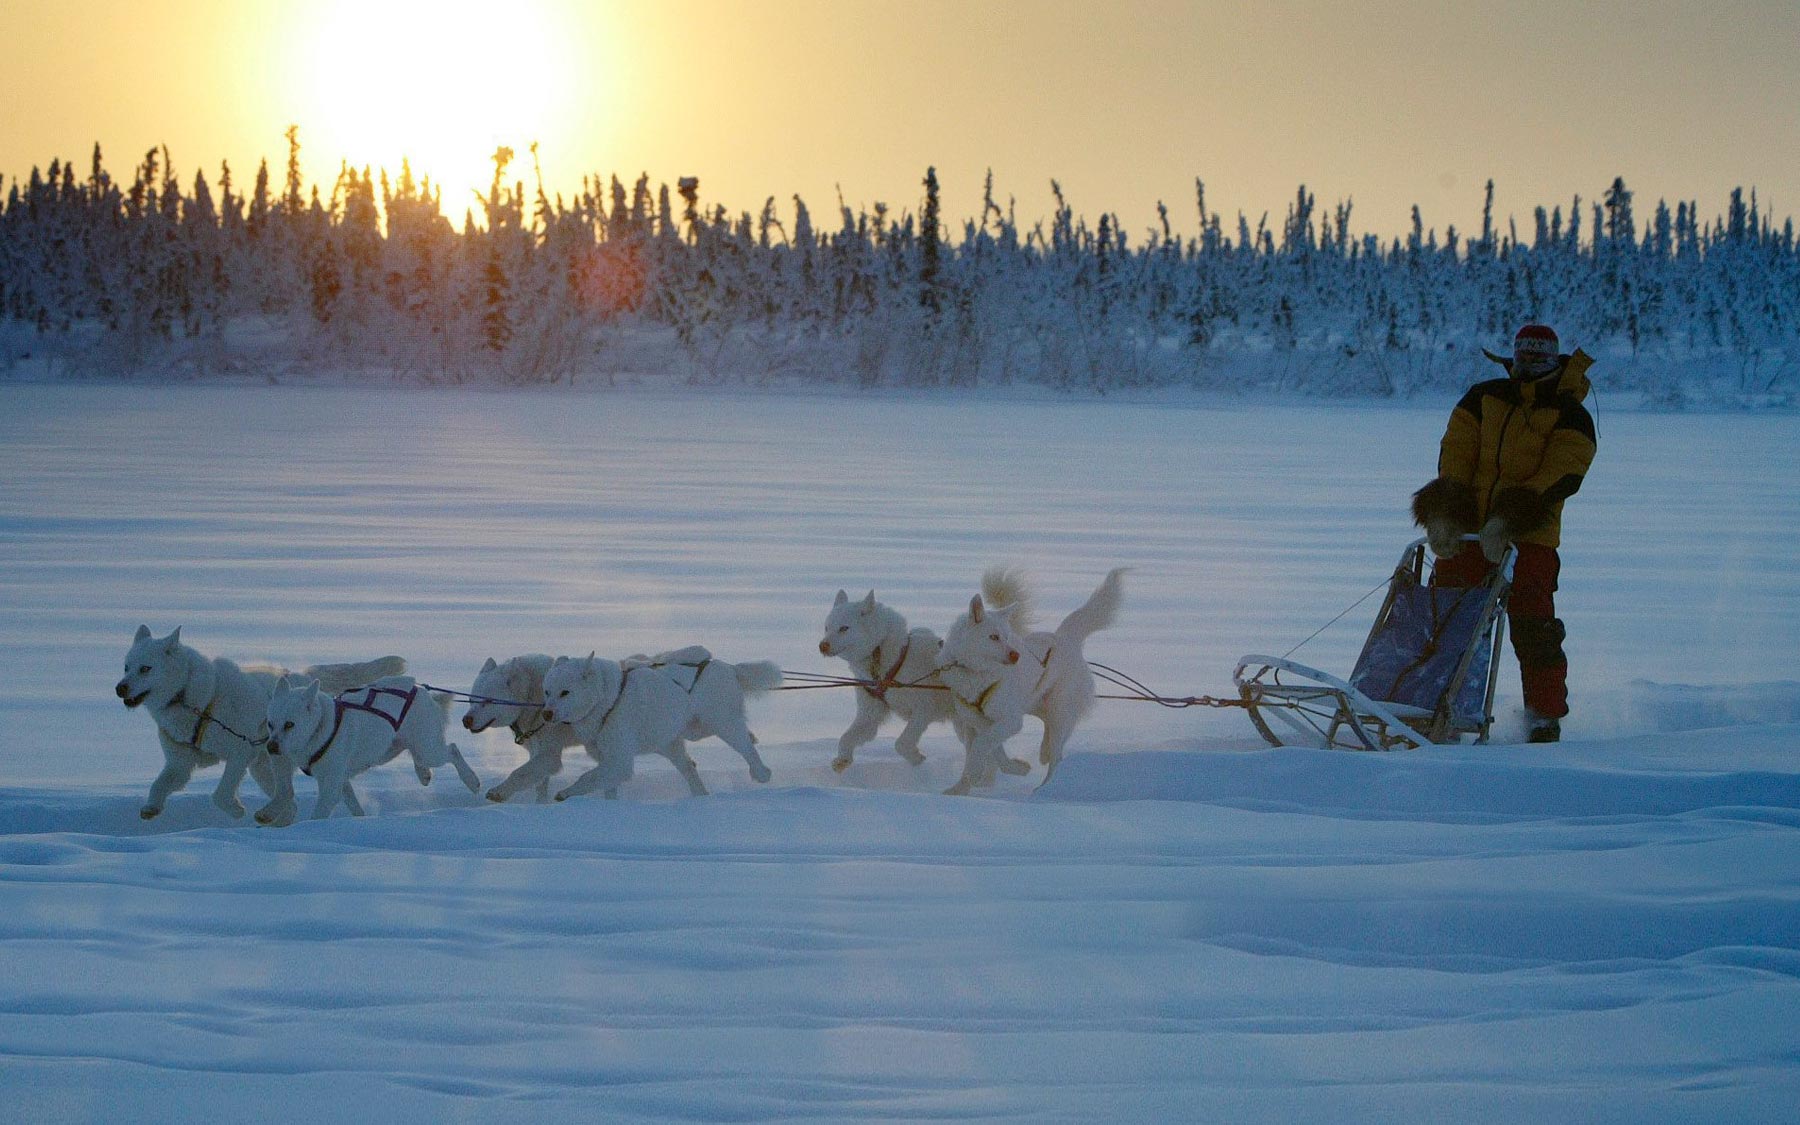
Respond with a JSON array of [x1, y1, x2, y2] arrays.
[[2, 382, 1799, 1121]]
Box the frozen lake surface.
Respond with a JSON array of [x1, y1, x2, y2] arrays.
[[3, 383, 1799, 1120]]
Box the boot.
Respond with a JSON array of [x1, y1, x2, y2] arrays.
[[1526, 714, 1561, 744]]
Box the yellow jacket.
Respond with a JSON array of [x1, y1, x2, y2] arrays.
[[1437, 349, 1597, 548]]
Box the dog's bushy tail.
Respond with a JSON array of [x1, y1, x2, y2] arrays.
[[307, 656, 407, 694], [734, 661, 784, 696], [980, 567, 1035, 631], [1054, 568, 1127, 645]]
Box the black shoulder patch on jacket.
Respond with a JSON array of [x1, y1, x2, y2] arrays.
[[1557, 401, 1597, 443], [1541, 473, 1585, 506]]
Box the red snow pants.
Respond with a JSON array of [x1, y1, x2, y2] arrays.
[[1433, 542, 1569, 719]]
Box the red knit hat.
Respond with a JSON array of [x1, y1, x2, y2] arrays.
[[1514, 324, 1559, 360]]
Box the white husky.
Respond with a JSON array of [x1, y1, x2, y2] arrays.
[[538, 649, 781, 802], [114, 625, 404, 822], [818, 588, 987, 772], [935, 568, 1126, 795], [467, 649, 717, 803], [262, 675, 482, 821]]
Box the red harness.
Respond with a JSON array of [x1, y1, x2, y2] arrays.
[[862, 642, 911, 703], [304, 684, 420, 775]]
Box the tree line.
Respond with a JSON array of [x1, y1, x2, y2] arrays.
[[1, 135, 1794, 400]]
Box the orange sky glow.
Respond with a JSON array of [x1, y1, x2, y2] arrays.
[[4, 0, 1799, 241]]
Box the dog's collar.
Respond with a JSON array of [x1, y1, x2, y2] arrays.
[[511, 710, 550, 744], [302, 707, 345, 776]]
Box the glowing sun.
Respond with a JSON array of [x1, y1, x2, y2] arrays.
[[288, 0, 585, 214]]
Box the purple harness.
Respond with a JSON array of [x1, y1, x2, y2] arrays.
[[304, 684, 420, 775]]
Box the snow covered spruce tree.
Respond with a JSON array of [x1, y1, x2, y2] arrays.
[[2, 146, 1797, 398]]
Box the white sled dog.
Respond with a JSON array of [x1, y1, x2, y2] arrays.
[[467, 649, 736, 803], [935, 567, 1126, 795], [115, 625, 403, 822], [262, 674, 482, 821], [538, 649, 781, 802], [819, 580, 1014, 772]]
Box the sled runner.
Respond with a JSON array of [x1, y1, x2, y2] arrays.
[[1233, 537, 1515, 750]]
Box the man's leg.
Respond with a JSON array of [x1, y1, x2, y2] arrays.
[[1508, 544, 1568, 734]]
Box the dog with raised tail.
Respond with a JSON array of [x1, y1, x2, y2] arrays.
[[114, 625, 404, 823], [935, 567, 1126, 795], [537, 649, 781, 802], [260, 674, 482, 821]]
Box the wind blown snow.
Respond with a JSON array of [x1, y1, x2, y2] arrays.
[[2, 383, 1798, 1121]]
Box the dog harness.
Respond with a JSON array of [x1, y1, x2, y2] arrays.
[[556, 666, 636, 732], [942, 646, 1055, 720], [163, 690, 269, 752], [302, 684, 420, 775], [861, 642, 912, 703], [644, 657, 711, 694], [510, 711, 550, 745], [164, 691, 220, 753]]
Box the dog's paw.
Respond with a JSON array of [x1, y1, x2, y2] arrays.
[[944, 780, 972, 796], [139, 805, 161, 820], [831, 756, 851, 773], [553, 790, 570, 802], [215, 799, 246, 819], [1000, 756, 1031, 776], [900, 750, 926, 765], [416, 767, 433, 786], [752, 765, 773, 783], [485, 789, 507, 803]]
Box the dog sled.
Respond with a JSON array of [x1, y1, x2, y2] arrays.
[[1232, 537, 1515, 751]]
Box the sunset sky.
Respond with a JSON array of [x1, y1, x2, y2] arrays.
[[4, 0, 1798, 241]]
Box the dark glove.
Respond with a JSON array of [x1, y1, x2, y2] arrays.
[[1412, 477, 1478, 557]]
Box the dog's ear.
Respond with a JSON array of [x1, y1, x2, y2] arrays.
[[273, 675, 289, 696], [165, 626, 182, 649], [833, 589, 849, 608], [135, 624, 152, 642], [969, 595, 985, 624], [303, 681, 320, 705], [481, 657, 497, 673], [860, 591, 876, 613], [551, 655, 567, 666], [583, 651, 597, 677]]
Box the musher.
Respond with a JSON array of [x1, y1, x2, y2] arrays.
[[1409, 324, 1598, 743]]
